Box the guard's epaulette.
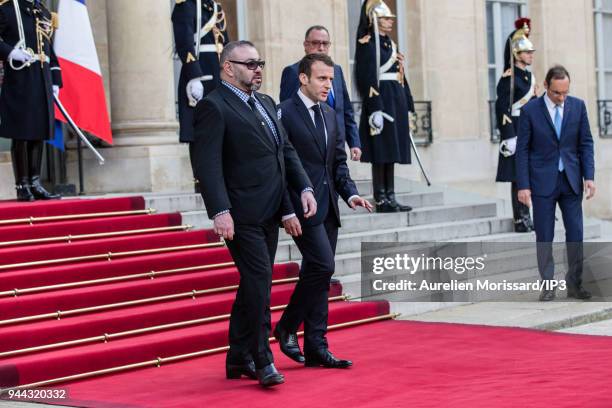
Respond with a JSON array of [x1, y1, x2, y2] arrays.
[[51, 12, 59, 29], [358, 34, 371, 44], [502, 68, 512, 78], [0, 0, 11, 7]]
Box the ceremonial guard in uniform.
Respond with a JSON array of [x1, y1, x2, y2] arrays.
[[495, 18, 536, 232], [171, 0, 228, 181], [354, 0, 415, 213], [0, 0, 62, 201]]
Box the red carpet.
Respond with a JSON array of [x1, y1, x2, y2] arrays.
[[0, 197, 145, 221], [34, 320, 612, 408], [4, 197, 610, 407], [0, 196, 391, 399]]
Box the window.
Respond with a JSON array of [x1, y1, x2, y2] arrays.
[[485, 0, 528, 100], [594, 0, 612, 137], [594, 0, 612, 100]]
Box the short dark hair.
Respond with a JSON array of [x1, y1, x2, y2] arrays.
[[545, 65, 571, 85], [298, 53, 334, 78], [304, 25, 329, 40], [220, 40, 256, 64]]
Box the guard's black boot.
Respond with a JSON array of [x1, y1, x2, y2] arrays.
[[30, 176, 60, 200], [28, 141, 60, 200], [372, 164, 396, 213], [15, 178, 35, 202], [384, 163, 412, 212], [511, 182, 532, 232], [11, 140, 34, 202]]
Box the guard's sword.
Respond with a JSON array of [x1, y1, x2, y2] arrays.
[[54, 95, 105, 165], [409, 130, 431, 186], [195, 0, 202, 61]]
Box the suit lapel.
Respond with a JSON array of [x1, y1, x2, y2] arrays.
[[539, 96, 558, 142], [256, 92, 281, 150], [220, 86, 274, 152], [293, 93, 326, 158], [331, 65, 341, 108]]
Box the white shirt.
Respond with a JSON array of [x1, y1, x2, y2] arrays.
[[297, 88, 328, 145], [544, 92, 564, 123]]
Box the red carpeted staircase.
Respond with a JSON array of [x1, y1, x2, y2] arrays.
[[0, 197, 393, 391]]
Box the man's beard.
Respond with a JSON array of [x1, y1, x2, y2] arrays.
[[237, 74, 261, 92]]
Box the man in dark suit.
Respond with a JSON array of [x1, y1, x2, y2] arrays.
[[193, 40, 316, 387], [279, 25, 362, 162], [275, 53, 373, 369], [516, 65, 596, 301]]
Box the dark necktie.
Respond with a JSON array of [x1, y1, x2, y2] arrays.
[[247, 97, 279, 146], [311, 104, 327, 153]]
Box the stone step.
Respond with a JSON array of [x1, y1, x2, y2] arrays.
[[401, 289, 612, 331], [451, 222, 602, 244], [275, 216, 514, 262], [181, 201, 499, 234], [146, 190, 443, 217]]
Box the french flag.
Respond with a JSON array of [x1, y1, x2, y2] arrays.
[[53, 0, 112, 145]]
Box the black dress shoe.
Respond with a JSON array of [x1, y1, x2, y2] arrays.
[[567, 285, 592, 300], [226, 360, 257, 380], [273, 326, 304, 363], [30, 177, 60, 200], [256, 363, 285, 387], [15, 183, 35, 202], [304, 349, 352, 368], [539, 288, 556, 301]]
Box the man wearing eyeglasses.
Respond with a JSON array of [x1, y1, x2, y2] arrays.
[[516, 65, 595, 302], [279, 25, 362, 162], [192, 40, 316, 387]]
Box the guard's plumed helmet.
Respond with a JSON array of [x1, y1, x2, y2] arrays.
[[366, 0, 396, 21], [503, 17, 535, 70]]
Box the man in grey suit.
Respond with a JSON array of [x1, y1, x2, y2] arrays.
[[280, 25, 362, 162]]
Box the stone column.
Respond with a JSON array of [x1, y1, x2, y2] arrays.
[[68, 0, 192, 194]]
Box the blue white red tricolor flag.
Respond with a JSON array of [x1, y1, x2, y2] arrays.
[[53, 0, 112, 146]]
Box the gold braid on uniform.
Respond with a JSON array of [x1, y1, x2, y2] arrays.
[[34, 8, 54, 70], [212, 5, 227, 60]]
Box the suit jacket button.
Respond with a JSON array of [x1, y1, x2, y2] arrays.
[[323, 181, 328, 185]]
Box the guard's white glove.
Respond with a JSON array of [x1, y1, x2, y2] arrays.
[[368, 111, 394, 135], [499, 136, 517, 157], [8, 48, 33, 64], [186, 79, 204, 107], [52, 85, 60, 98]]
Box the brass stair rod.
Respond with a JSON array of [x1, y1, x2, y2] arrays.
[[0, 208, 157, 226], [0, 277, 300, 326], [0, 225, 193, 248], [0, 242, 225, 271], [0, 295, 348, 359], [0, 261, 237, 298], [0, 312, 398, 392]]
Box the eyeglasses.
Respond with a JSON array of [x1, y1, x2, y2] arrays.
[[228, 60, 266, 70], [549, 89, 569, 97], [305, 40, 332, 49]]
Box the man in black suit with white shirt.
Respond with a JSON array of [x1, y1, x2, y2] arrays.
[[275, 53, 373, 369], [193, 41, 316, 387]]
